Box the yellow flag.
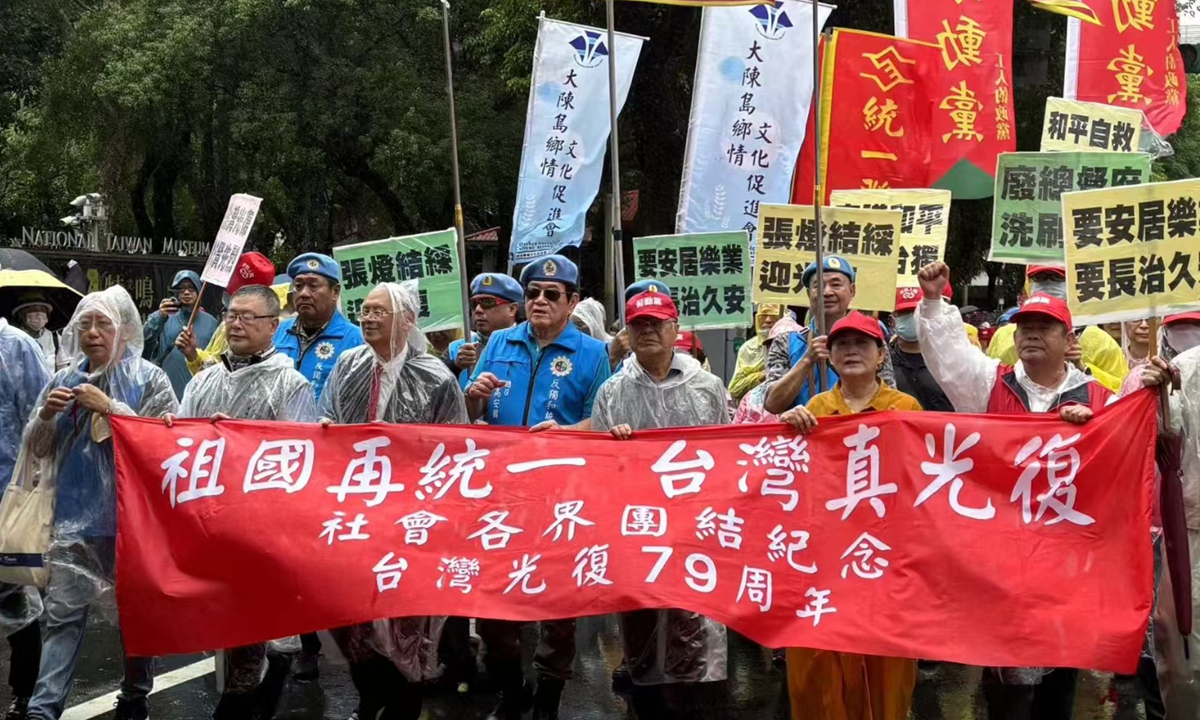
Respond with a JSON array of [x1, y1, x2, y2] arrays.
[[1026, 0, 1102, 25]]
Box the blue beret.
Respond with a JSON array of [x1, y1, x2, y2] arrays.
[[624, 278, 673, 303], [288, 253, 340, 282], [519, 254, 578, 287], [470, 273, 523, 304], [801, 254, 856, 289]]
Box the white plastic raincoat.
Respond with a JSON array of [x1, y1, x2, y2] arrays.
[[319, 282, 466, 683], [591, 351, 729, 686]]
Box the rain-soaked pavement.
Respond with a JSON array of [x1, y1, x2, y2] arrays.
[[0, 615, 1157, 719]]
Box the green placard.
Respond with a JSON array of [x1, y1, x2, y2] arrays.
[[632, 231, 751, 330], [332, 228, 464, 332], [989, 151, 1153, 265]]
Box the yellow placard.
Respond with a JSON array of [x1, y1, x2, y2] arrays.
[[829, 189, 951, 288], [1063, 179, 1200, 325], [753, 204, 902, 312], [1041, 97, 1144, 153]]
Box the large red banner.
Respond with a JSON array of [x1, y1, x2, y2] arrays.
[[1069, 0, 1187, 136], [792, 30, 941, 205], [900, 0, 1016, 199], [113, 393, 1157, 672]]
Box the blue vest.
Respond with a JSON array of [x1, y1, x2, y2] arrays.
[[274, 311, 364, 399], [472, 321, 610, 427]]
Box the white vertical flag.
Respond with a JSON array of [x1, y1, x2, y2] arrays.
[[675, 1, 833, 244], [509, 18, 645, 265]]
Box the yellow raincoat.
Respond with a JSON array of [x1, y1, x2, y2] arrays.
[[728, 304, 784, 401], [986, 323, 1128, 391], [788, 382, 920, 720]]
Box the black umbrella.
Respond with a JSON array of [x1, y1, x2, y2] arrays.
[[0, 249, 56, 276]]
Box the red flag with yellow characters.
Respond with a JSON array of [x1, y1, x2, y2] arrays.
[[792, 29, 942, 205], [895, 0, 1017, 199], [1066, 0, 1187, 136]]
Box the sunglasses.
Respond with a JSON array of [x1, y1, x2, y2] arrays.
[[471, 297, 505, 310], [525, 287, 564, 303]]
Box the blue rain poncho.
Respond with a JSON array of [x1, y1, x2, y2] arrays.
[[143, 270, 219, 399]]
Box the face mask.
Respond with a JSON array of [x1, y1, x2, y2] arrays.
[[1167, 326, 1200, 354], [1030, 280, 1067, 301], [24, 312, 48, 332], [893, 313, 918, 342]]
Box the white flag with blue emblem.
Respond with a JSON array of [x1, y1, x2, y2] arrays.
[[676, 1, 833, 247], [509, 18, 645, 265]]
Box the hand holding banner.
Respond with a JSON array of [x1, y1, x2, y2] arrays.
[[113, 397, 1155, 672]]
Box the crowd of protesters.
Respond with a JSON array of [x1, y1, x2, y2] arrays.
[[0, 246, 1192, 720]]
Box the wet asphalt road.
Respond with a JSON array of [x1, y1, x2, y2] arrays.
[[0, 615, 1150, 720]]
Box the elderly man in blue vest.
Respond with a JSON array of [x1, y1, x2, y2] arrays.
[[272, 252, 363, 679], [447, 272, 524, 389], [466, 254, 611, 720]]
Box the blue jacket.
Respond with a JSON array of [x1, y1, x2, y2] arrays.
[[274, 311, 364, 399], [471, 321, 610, 427]]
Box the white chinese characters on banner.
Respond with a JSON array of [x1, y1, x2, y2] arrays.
[[200, 194, 263, 289], [676, 0, 833, 259], [509, 19, 644, 264]]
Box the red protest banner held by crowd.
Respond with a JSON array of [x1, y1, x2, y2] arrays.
[[792, 30, 941, 205], [897, 0, 1016, 199], [1067, 0, 1187, 136], [113, 395, 1156, 672]]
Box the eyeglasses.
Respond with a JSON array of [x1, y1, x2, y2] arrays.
[[472, 297, 505, 310], [359, 309, 395, 320], [525, 287, 564, 303], [79, 319, 115, 332], [224, 312, 277, 325], [629, 317, 673, 332]]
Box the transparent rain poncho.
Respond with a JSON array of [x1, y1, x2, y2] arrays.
[[21, 286, 177, 617], [179, 353, 317, 423], [0, 320, 49, 633], [319, 282, 465, 682], [572, 298, 612, 342], [591, 351, 729, 685]]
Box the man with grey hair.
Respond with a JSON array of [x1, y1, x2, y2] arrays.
[[164, 284, 317, 720]]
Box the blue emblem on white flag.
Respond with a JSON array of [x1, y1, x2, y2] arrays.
[[509, 19, 645, 265]]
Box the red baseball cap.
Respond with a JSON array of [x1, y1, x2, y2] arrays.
[[228, 252, 276, 294], [674, 330, 704, 353], [625, 290, 678, 322], [1011, 292, 1073, 328], [828, 311, 885, 345], [893, 284, 952, 313], [1165, 312, 1200, 326], [1026, 264, 1067, 279]]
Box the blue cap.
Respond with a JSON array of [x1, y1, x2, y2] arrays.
[[624, 278, 673, 303], [287, 253, 340, 283], [801, 255, 856, 290], [519, 254, 578, 286], [470, 273, 523, 304]]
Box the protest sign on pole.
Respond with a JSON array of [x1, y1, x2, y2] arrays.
[[1040, 97, 1145, 153], [508, 18, 644, 266], [1063, 179, 1200, 325], [332, 229, 463, 331], [989, 151, 1152, 265], [632, 231, 751, 330], [114, 396, 1156, 672], [675, 1, 833, 240], [753, 204, 902, 311], [200, 194, 264, 289], [829, 189, 951, 289]]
